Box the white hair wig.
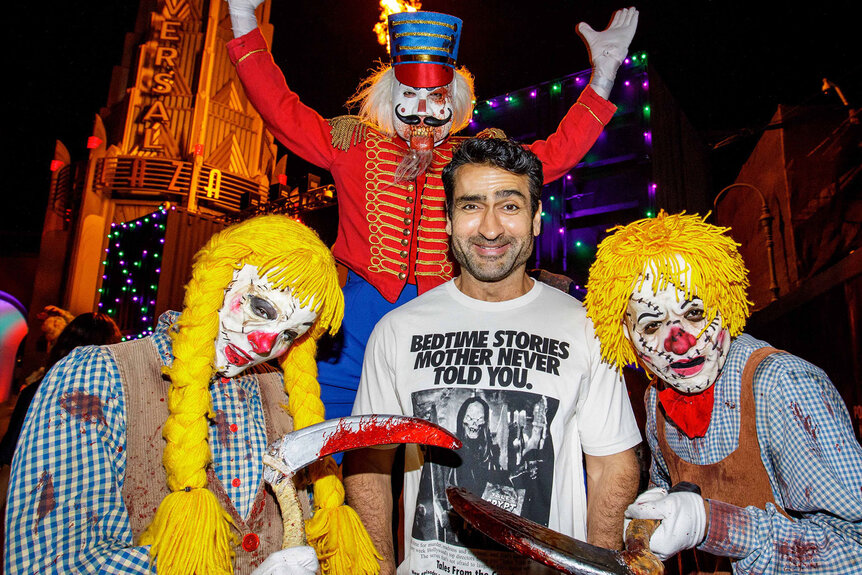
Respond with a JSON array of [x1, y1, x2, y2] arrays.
[[346, 65, 476, 137]]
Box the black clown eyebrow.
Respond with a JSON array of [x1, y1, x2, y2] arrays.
[[637, 311, 662, 323]]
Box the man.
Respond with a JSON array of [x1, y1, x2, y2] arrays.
[[225, 1, 639, 418], [344, 138, 642, 575], [4, 216, 374, 575], [585, 211, 862, 574]]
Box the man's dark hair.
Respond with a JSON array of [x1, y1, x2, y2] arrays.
[[442, 137, 543, 218]]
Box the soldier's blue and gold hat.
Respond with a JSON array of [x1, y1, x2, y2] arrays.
[[388, 11, 462, 88]]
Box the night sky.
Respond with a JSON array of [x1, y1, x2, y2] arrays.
[[5, 1, 860, 255]]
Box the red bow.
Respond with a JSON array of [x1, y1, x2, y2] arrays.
[[658, 384, 715, 438]]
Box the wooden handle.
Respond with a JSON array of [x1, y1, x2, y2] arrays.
[[623, 519, 664, 575], [264, 454, 306, 548]]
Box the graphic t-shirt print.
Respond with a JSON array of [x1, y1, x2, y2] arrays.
[[408, 329, 568, 549]]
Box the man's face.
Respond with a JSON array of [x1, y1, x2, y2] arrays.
[[446, 164, 540, 284], [623, 268, 730, 394], [215, 264, 317, 378], [462, 402, 486, 440], [392, 81, 454, 149]]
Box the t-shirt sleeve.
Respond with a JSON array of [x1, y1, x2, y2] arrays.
[[577, 317, 642, 456], [352, 317, 405, 417]]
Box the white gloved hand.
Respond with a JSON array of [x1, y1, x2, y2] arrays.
[[576, 7, 639, 99], [227, 0, 266, 38], [625, 490, 707, 561], [623, 486, 668, 538], [251, 545, 319, 575]]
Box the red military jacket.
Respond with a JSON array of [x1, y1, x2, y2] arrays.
[[227, 29, 616, 303]]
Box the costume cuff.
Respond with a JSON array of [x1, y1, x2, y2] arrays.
[[576, 85, 617, 125], [698, 499, 755, 558], [227, 27, 269, 65]]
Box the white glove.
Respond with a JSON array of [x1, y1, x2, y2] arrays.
[[625, 489, 707, 561], [227, 0, 266, 38], [622, 486, 667, 538], [577, 7, 639, 99], [251, 545, 319, 575]]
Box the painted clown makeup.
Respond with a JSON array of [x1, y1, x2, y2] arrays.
[[392, 81, 454, 149], [623, 267, 731, 394], [215, 264, 317, 377]]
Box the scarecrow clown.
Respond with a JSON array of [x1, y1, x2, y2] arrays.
[[585, 212, 862, 574], [5, 215, 383, 575], [226, 2, 639, 417]]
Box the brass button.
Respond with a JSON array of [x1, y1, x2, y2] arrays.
[[402, 229, 410, 236], [404, 218, 412, 225], [401, 238, 409, 246], [406, 197, 414, 203], [400, 264, 408, 271], [398, 272, 406, 280], [407, 185, 414, 191], [405, 207, 412, 214], [400, 250, 408, 258]]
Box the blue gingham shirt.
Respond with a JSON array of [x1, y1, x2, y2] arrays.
[[4, 312, 273, 574], [645, 334, 862, 574]]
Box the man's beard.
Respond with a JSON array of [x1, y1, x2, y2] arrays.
[[451, 233, 535, 283]]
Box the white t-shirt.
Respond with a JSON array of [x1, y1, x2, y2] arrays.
[[353, 279, 641, 575]]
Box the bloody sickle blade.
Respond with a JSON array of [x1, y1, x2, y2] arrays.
[[266, 415, 462, 477], [446, 486, 637, 575]]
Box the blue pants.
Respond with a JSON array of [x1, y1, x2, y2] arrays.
[[317, 270, 418, 419]]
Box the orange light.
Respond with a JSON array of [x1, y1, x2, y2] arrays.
[[87, 136, 103, 149], [50, 160, 65, 172], [194, 144, 204, 156], [278, 174, 288, 185], [374, 0, 421, 51]]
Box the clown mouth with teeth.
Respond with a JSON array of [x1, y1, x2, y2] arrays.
[[392, 84, 455, 180]]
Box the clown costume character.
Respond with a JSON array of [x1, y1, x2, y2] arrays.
[[4, 216, 381, 575], [585, 212, 862, 575], [225, 1, 639, 418]]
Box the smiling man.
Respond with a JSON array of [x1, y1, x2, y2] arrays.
[[585, 211, 862, 574], [344, 137, 641, 575]]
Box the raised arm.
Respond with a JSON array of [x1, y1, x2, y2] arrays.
[[529, 7, 639, 182], [225, 0, 340, 169], [577, 7, 639, 100]]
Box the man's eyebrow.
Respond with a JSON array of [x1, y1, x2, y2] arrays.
[[455, 189, 527, 204]]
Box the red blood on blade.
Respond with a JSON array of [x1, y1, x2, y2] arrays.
[[318, 415, 461, 457]]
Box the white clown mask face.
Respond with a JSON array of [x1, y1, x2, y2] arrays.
[[623, 265, 731, 394], [215, 264, 317, 378], [392, 81, 454, 149]]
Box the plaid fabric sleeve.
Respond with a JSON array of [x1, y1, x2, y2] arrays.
[[4, 345, 153, 574], [700, 355, 862, 574]]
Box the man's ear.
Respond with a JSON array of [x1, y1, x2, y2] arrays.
[[532, 200, 542, 237], [445, 213, 452, 236]]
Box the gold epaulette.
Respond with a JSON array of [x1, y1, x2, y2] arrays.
[[328, 115, 371, 151], [475, 127, 507, 140]]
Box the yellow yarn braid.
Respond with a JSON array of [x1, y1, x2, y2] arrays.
[[585, 211, 752, 373], [140, 215, 356, 574], [280, 331, 383, 575]]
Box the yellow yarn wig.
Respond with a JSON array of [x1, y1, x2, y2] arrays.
[[139, 214, 379, 574], [585, 211, 752, 373]]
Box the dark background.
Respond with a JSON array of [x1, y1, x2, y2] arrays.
[[4, 1, 860, 254]]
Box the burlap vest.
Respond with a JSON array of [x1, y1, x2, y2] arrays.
[[108, 337, 310, 575], [657, 347, 787, 575]]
